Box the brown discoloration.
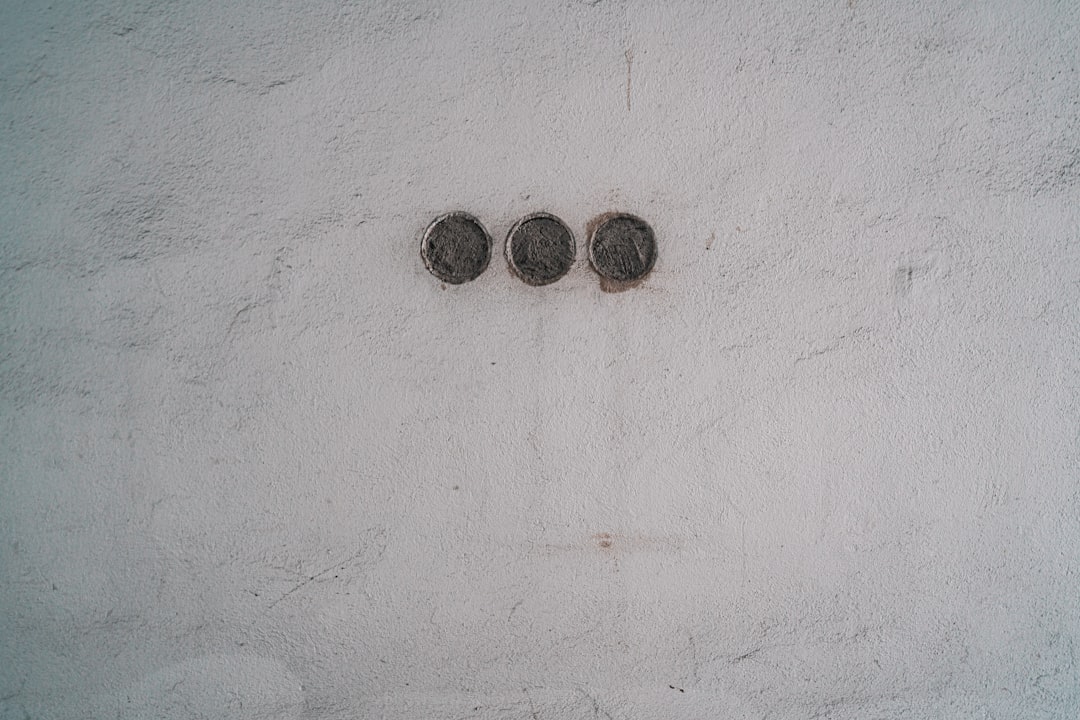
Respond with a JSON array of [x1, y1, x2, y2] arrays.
[[586, 211, 657, 292], [594, 532, 614, 549], [584, 211, 618, 240]]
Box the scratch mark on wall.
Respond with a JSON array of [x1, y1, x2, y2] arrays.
[[0, 679, 26, 703], [265, 531, 387, 611], [794, 327, 870, 364], [624, 48, 634, 112], [688, 633, 701, 683], [740, 517, 748, 582], [731, 646, 765, 664], [524, 688, 540, 720], [577, 687, 614, 720], [541, 533, 683, 556]]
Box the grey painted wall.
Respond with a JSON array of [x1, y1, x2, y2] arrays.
[[2, 1, 1079, 718]]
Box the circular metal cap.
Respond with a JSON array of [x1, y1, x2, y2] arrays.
[[420, 212, 492, 284], [505, 213, 576, 286], [588, 213, 657, 283]]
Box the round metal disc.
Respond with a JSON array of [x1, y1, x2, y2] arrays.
[[505, 213, 576, 286], [421, 212, 492, 284], [588, 213, 657, 283]]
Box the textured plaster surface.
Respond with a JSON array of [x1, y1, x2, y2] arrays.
[[2, 1, 1079, 718]]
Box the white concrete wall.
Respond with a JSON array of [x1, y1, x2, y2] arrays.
[[2, 1, 1079, 718]]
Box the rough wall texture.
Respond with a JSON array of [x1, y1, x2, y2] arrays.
[[2, 1, 1079, 718]]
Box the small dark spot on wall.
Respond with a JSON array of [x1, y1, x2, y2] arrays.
[[506, 213, 575, 286], [668, 685, 684, 692], [588, 212, 657, 291], [421, 212, 492, 284], [594, 532, 614, 549], [894, 261, 932, 297], [895, 266, 914, 295]]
